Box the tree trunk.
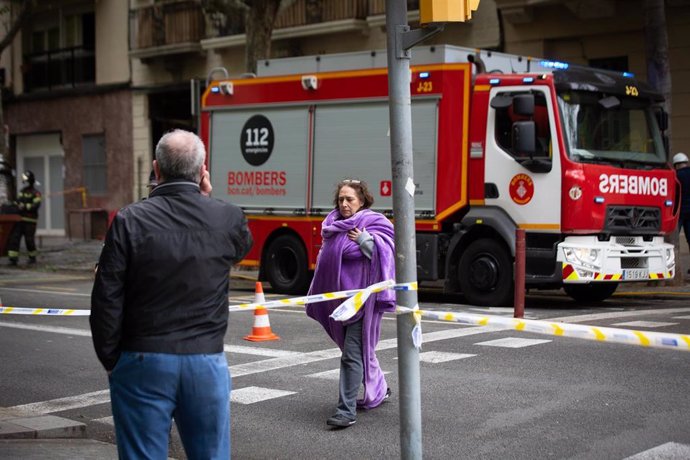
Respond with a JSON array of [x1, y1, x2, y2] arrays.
[[0, 1, 35, 163], [244, 0, 281, 74]]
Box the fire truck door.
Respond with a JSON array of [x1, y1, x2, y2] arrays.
[[484, 87, 561, 231]]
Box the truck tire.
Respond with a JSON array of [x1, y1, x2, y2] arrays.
[[264, 234, 311, 295], [563, 283, 618, 303], [458, 238, 513, 307]]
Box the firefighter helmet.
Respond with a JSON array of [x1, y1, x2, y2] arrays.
[[21, 170, 36, 185], [673, 153, 689, 165]]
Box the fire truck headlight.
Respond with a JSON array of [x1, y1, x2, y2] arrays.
[[564, 247, 600, 267]]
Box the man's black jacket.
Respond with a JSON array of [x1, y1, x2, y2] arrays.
[[90, 180, 253, 371]]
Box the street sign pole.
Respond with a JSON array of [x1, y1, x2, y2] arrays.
[[385, 1, 422, 458]]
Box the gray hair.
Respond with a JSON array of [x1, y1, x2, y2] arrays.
[[155, 129, 206, 183]]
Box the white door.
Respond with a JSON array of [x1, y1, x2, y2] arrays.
[[484, 86, 561, 232], [16, 134, 65, 236]]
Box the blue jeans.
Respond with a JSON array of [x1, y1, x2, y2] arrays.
[[109, 352, 231, 460]]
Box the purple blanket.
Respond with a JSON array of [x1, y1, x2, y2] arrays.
[[306, 208, 396, 409]]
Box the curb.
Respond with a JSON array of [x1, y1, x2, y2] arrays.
[[0, 408, 85, 440]]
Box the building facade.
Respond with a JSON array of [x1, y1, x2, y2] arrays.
[[2, 0, 131, 237], [1, 0, 689, 236]]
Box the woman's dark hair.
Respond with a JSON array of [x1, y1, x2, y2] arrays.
[[333, 179, 374, 209]]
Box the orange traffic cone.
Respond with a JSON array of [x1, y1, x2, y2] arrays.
[[244, 282, 279, 342]]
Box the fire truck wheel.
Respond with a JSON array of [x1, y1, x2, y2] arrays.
[[264, 234, 311, 295], [563, 283, 618, 303], [458, 238, 513, 307]]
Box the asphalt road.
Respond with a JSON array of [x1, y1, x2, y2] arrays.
[[1, 274, 690, 459]]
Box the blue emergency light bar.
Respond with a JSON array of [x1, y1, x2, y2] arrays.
[[210, 86, 220, 93], [419, 72, 430, 79], [540, 60, 569, 70]]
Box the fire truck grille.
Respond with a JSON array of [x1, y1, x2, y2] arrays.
[[614, 236, 637, 246], [621, 257, 644, 269], [605, 206, 660, 233]]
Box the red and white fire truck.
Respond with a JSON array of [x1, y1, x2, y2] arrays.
[[200, 45, 677, 306]]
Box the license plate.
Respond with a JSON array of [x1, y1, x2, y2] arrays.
[[623, 269, 647, 280]]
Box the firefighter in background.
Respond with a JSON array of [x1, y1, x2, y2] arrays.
[[7, 170, 42, 265], [674, 153, 690, 275]]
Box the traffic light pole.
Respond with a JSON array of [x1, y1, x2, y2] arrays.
[[385, 1, 424, 458], [386, 1, 478, 455]]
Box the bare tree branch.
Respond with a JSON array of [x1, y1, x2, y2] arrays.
[[0, 0, 34, 53]]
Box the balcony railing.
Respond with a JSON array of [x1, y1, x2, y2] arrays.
[[130, 1, 204, 50], [212, 0, 371, 37], [130, 0, 422, 55], [23, 46, 95, 92], [275, 0, 368, 28], [368, 0, 419, 16]]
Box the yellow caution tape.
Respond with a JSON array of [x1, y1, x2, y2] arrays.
[[5, 279, 688, 353], [228, 280, 416, 312], [0, 281, 418, 316], [395, 306, 690, 352], [0, 307, 89, 316]]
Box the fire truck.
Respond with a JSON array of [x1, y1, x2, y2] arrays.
[[199, 45, 677, 306]]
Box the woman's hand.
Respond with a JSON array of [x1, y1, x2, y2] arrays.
[[348, 227, 364, 241]]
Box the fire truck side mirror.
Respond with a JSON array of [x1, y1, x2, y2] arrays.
[[512, 121, 536, 157], [512, 94, 534, 116]]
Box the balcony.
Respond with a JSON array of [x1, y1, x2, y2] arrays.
[[129, 0, 423, 57], [23, 46, 95, 92], [203, 0, 372, 50], [368, 0, 419, 15], [366, 0, 420, 27], [129, 1, 204, 61]]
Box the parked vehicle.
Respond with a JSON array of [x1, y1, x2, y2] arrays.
[[199, 45, 677, 305]]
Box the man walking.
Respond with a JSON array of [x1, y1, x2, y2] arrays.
[[90, 129, 252, 459], [7, 170, 41, 265]]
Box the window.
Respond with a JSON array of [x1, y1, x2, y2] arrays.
[[492, 90, 553, 173], [83, 135, 107, 195], [23, 6, 95, 91]]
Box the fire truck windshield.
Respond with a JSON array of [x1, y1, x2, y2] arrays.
[[558, 90, 666, 168]]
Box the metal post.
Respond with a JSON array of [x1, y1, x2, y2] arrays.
[[385, 0, 422, 458], [514, 228, 526, 318]]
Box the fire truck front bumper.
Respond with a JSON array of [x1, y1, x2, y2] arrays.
[[557, 235, 675, 284]]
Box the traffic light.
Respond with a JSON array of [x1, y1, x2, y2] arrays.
[[419, 0, 480, 24]]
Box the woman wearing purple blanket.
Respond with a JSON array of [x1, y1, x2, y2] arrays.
[[306, 179, 396, 428]]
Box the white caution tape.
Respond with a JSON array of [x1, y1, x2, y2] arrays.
[[0, 307, 90, 316], [3, 281, 689, 352], [396, 306, 690, 352], [0, 281, 418, 316], [330, 280, 395, 322], [228, 280, 417, 312]]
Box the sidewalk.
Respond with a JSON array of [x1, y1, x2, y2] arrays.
[[0, 235, 260, 280], [0, 407, 118, 459]]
